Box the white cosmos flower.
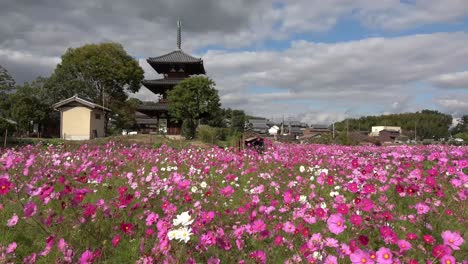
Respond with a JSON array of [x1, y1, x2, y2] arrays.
[[173, 211, 194, 227], [299, 195, 307, 203], [200, 182, 207, 189], [175, 227, 193, 243], [299, 166, 305, 173], [168, 229, 178, 240], [320, 202, 327, 209]]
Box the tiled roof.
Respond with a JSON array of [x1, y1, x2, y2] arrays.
[[148, 50, 202, 63], [52, 95, 111, 112]]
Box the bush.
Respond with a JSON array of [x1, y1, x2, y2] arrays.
[[196, 125, 232, 145], [197, 125, 219, 144]]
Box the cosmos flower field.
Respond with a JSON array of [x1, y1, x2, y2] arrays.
[[0, 142, 467, 263]]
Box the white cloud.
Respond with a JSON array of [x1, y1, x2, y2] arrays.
[[201, 32, 468, 117], [430, 71, 468, 89]]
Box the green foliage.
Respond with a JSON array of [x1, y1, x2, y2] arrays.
[[8, 85, 50, 135], [46, 43, 144, 109], [112, 98, 142, 130], [197, 125, 231, 145], [453, 132, 468, 142], [334, 110, 453, 140], [0, 65, 15, 93], [167, 76, 221, 138]]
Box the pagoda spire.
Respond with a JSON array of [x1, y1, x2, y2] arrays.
[[177, 20, 182, 50]]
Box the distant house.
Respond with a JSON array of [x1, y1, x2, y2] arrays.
[[378, 130, 400, 142], [304, 124, 331, 136], [247, 119, 268, 134], [268, 125, 280, 135], [53, 95, 111, 140], [284, 120, 308, 137], [369, 126, 402, 137]]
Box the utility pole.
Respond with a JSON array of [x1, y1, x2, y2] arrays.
[[332, 122, 335, 139], [346, 119, 349, 137]]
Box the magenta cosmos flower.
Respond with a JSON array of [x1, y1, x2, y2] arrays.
[[327, 213, 346, 235], [441, 231, 464, 250], [0, 178, 12, 195]]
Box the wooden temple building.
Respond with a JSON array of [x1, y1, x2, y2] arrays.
[[136, 21, 206, 135]]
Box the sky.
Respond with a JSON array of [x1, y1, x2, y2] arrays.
[[1, 0, 468, 124]]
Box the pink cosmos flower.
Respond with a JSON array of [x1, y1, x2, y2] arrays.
[[220, 186, 234, 197], [376, 247, 393, 264], [440, 255, 456, 264], [350, 214, 362, 226], [423, 234, 435, 244], [200, 231, 216, 248], [112, 234, 121, 247], [79, 250, 93, 264], [120, 222, 133, 234], [415, 202, 430, 214], [145, 212, 158, 226], [251, 219, 266, 233], [327, 213, 346, 235], [24, 201, 37, 217], [441, 231, 464, 250], [350, 249, 374, 264], [347, 182, 359, 193], [324, 255, 338, 264], [249, 250, 266, 264], [397, 239, 412, 252], [282, 221, 296, 233], [0, 178, 12, 195], [6, 242, 17, 254], [7, 214, 18, 227], [207, 257, 220, 264], [432, 244, 451, 259]]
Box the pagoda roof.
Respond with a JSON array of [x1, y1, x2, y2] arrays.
[[148, 50, 202, 63], [142, 78, 183, 94], [136, 103, 169, 117], [147, 50, 205, 75]]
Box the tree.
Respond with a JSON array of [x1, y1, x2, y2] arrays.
[[112, 98, 142, 131], [167, 76, 221, 139], [7, 83, 50, 136], [0, 65, 15, 92], [47, 43, 144, 110]]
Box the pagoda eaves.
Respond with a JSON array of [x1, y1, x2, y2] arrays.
[[147, 50, 205, 75]]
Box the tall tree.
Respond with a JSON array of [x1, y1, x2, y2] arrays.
[[0, 65, 15, 92], [47, 43, 144, 109], [167, 76, 221, 139], [0, 65, 16, 119]]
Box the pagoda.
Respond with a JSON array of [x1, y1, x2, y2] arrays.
[[137, 20, 205, 135]]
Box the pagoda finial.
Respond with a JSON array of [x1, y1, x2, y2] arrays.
[[177, 20, 182, 50]]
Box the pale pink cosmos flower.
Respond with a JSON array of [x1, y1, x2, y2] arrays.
[[6, 242, 17, 254], [7, 214, 18, 227], [327, 213, 346, 235], [350, 249, 374, 264], [376, 247, 393, 264], [415, 202, 430, 214], [282, 221, 296, 233], [441, 230, 464, 250]]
